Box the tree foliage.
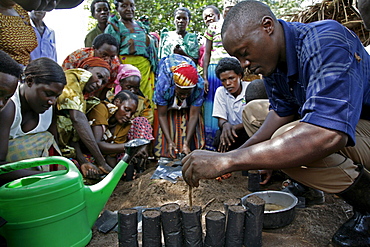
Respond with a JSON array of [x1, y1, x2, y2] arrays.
[[85, 0, 304, 35]]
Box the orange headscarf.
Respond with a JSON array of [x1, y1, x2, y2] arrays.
[[77, 57, 111, 71]]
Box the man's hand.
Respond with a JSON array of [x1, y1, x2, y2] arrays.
[[182, 150, 230, 187], [218, 123, 238, 152]]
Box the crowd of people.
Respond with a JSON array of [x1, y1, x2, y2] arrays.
[[0, 0, 248, 179], [0, 0, 369, 245]]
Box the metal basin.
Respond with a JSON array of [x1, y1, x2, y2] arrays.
[[241, 191, 298, 229]]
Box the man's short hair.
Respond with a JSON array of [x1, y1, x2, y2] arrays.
[[222, 0, 277, 37], [92, 33, 119, 50], [0, 50, 23, 78]]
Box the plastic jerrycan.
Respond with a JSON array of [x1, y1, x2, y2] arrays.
[[0, 156, 129, 247]]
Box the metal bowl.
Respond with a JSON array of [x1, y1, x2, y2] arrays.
[[241, 191, 298, 229]]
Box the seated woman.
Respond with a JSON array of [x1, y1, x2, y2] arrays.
[[158, 7, 199, 64], [212, 57, 250, 152], [88, 90, 154, 180], [0, 57, 66, 184], [57, 57, 113, 177], [62, 33, 120, 99], [153, 54, 205, 159]]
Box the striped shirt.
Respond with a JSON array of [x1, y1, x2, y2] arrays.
[[204, 20, 230, 64], [264, 19, 370, 146]]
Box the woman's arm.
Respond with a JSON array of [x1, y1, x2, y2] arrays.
[[69, 109, 112, 172], [173, 45, 198, 65], [139, 97, 154, 125], [157, 104, 177, 158], [91, 125, 126, 155], [203, 38, 213, 93], [0, 101, 16, 163], [183, 105, 201, 154], [48, 105, 59, 143]]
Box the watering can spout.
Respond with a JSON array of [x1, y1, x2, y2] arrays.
[[84, 154, 129, 228], [84, 138, 150, 228]]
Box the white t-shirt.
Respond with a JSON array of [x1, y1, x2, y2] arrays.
[[212, 81, 250, 125], [9, 84, 53, 139]]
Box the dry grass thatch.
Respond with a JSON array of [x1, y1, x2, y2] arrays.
[[288, 0, 370, 46]]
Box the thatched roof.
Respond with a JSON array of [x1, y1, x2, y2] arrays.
[[288, 0, 370, 46]]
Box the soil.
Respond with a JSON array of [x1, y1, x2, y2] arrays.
[[87, 160, 352, 247]]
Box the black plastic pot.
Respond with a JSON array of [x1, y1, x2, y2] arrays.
[[241, 191, 298, 229]]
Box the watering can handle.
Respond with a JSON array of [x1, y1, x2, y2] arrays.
[[0, 156, 73, 175]]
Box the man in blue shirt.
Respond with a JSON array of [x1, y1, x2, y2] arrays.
[[182, 1, 370, 246], [29, 10, 57, 62]]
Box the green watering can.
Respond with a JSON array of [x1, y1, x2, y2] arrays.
[[0, 138, 150, 247]]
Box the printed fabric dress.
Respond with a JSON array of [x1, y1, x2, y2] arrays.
[[203, 20, 231, 151], [56, 69, 101, 158], [153, 54, 205, 158], [0, 4, 37, 66], [105, 15, 158, 107], [158, 29, 199, 60]]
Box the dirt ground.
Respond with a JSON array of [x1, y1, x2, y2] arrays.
[[87, 160, 352, 247]]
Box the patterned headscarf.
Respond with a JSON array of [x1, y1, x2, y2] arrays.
[[77, 57, 111, 71], [114, 64, 142, 93], [171, 62, 198, 88]]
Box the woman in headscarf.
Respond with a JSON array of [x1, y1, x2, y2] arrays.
[[114, 64, 153, 125], [62, 33, 120, 100], [105, 0, 157, 106], [56, 56, 113, 178], [153, 54, 205, 158], [113, 64, 154, 171]]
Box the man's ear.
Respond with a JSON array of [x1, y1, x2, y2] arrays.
[[261, 16, 274, 35]]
